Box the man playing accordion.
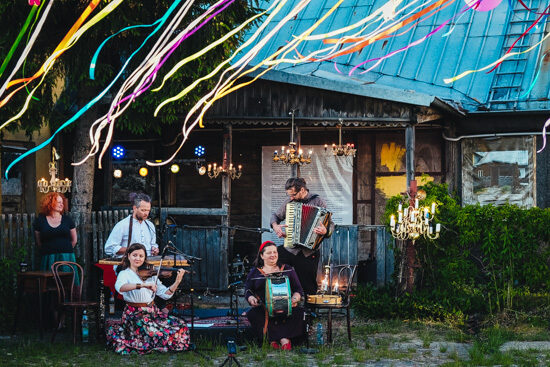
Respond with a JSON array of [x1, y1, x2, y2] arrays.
[[270, 177, 335, 296]]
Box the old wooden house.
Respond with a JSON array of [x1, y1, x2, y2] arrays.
[[4, 0, 550, 289]]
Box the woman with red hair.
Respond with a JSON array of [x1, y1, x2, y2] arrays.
[[34, 192, 77, 274]]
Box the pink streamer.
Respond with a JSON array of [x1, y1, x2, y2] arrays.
[[108, 0, 235, 120]]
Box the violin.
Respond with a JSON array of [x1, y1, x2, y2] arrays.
[[137, 266, 187, 281]]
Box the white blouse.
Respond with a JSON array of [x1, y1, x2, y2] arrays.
[[115, 268, 174, 303]]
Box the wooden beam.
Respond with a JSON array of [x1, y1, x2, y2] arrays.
[[160, 207, 228, 216], [220, 125, 232, 288]]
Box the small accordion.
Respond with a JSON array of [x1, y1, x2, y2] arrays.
[[284, 202, 332, 250]]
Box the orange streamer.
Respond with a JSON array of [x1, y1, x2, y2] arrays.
[[0, 0, 100, 108], [317, 0, 450, 60]]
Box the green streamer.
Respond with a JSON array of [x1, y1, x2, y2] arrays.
[[0, 5, 39, 79], [23, 1, 46, 102]]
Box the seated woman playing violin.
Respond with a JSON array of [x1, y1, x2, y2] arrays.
[[106, 243, 190, 354], [244, 241, 304, 351]]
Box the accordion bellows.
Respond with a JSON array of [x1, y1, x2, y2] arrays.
[[284, 202, 332, 250]]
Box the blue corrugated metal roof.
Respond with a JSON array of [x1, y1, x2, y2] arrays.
[[238, 0, 549, 113]]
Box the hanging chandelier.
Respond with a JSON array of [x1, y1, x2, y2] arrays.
[[37, 147, 72, 194], [199, 152, 242, 180], [272, 109, 312, 166], [325, 122, 356, 157], [389, 190, 440, 242]]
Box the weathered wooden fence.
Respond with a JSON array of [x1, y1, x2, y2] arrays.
[[163, 225, 224, 290], [1, 212, 396, 289], [319, 225, 394, 287]]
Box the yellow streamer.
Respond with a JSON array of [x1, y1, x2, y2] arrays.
[[154, 0, 285, 115], [0, 0, 125, 130], [148, 0, 344, 167], [444, 30, 550, 84], [152, 7, 271, 94]]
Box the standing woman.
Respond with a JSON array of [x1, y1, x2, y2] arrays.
[[244, 241, 304, 350], [34, 192, 78, 276], [106, 243, 190, 354]]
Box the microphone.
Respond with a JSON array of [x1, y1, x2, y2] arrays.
[[227, 280, 243, 288], [161, 241, 176, 259], [258, 227, 273, 233]]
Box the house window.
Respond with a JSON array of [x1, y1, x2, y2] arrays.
[[462, 136, 535, 207]]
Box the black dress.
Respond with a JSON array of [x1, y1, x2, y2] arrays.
[[244, 265, 304, 343]]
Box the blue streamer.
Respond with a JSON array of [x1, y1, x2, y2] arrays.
[[90, 21, 162, 80], [5, 0, 183, 179]]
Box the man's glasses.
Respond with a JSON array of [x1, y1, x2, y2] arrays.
[[287, 190, 300, 198]]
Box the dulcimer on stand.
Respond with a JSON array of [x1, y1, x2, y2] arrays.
[[98, 255, 190, 267]]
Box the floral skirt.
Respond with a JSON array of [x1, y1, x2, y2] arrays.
[[106, 304, 190, 354]]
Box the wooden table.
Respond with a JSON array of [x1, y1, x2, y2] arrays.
[[12, 271, 72, 339]]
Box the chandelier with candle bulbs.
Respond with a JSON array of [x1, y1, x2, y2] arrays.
[[37, 147, 72, 194], [389, 191, 440, 242], [325, 122, 356, 157], [198, 152, 242, 180], [273, 142, 312, 166], [272, 109, 312, 166]]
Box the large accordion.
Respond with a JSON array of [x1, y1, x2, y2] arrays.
[[284, 202, 332, 250]]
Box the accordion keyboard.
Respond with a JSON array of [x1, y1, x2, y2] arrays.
[[283, 203, 296, 248]]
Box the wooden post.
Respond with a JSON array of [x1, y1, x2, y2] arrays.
[[0, 143, 3, 214], [405, 124, 415, 191], [291, 110, 299, 178], [405, 123, 417, 293], [220, 124, 232, 288]]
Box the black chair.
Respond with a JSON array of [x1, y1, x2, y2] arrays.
[[50, 261, 99, 344], [306, 265, 357, 344]]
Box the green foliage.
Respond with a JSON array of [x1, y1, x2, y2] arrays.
[[0, 247, 27, 331], [357, 182, 550, 322]]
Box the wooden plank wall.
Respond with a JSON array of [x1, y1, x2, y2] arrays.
[[164, 225, 224, 290]]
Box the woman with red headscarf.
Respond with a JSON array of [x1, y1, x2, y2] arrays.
[[244, 241, 304, 350], [34, 192, 77, 274]]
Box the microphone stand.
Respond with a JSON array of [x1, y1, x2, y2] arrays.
[[227, 281, 243, 346], [164, 244, 208, 358]]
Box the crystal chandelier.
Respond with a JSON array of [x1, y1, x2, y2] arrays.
[[37, 147, 72, 194], [325, 122, 356, 157], [272, 109, 312, 166], [389, 190, 440, 242]]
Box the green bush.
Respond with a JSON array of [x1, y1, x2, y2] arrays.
[[355, 182, 550, 322], [0, 247, 27, 331]]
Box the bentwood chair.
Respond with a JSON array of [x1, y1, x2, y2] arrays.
[[50, 261, 99, 344]]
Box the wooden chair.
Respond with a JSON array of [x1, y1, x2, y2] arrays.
[[50, 261, 99, 344], [306, 265, 357, 344]]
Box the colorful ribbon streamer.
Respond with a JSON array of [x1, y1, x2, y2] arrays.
[[5, 0, 183, 178], [0, 2, 39, 79], [487, 4, 550, 73], [154, 0, 286, 115], [538, 117, 550, 153], [0, 0, 53, 99], [444, 30, 550, 83], [3, 0, 101, 94], [0, 0, 125, 131]]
